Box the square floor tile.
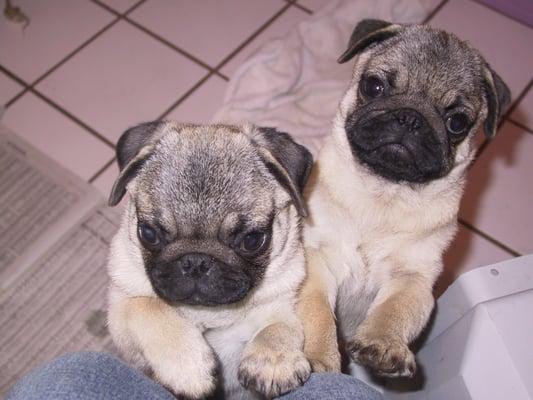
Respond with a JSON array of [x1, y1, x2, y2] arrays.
[[436, 224, 514, 296], [92, 159, 119, 198], [510, 86, 533, 132], [130, 0, 286, 68], [0, 71, 23, 105], [0, 0, 114, 83], [298, 0, 330, 13], [459, 122, 533, 255], [475, 0, 533, 28], [36, 21, 207, 144], [97, 0, 139, 14], [165, 75, 228, 123], [221, 7, 311, 77], [430, 0, 533, 101], [3, 93, 114, 180]]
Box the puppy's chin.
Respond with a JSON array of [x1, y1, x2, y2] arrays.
[[345, 108, 450, 183], [148, 259, 252, 307]]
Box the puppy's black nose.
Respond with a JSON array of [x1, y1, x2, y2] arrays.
[[395, 109, 422, 131], [177, 253, 213, 278]]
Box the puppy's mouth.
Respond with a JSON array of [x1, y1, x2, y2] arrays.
[[147, 253, 252, 306], [345, 108, 449, 183]]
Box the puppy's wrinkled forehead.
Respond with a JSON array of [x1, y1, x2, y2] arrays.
[[364, 26, 485, 108], [134, 126, 275, 235]]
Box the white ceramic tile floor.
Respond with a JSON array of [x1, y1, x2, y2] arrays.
[[92, 159, 119, 199], [510, 85, 533, 131], [2, 92, 114, 180], [460, 122, 533, 255], [0, 71, 23, 106], [430, 0, 533, 101], [1, 0, 531, 287], [36, 21, 206, 143], [98, 0, 140, 14], [165, 75, 228, 124], [130, 0, 286, 68], [298, 0, 331, 13], [221, 6, 311, 77], [0, 0, 114, 83]]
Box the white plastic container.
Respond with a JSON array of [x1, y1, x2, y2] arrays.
[[383, 254, 533, 399]]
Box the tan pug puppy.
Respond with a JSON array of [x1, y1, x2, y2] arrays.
[[299, 20, 510, 377], [106, 122, 313, 399]]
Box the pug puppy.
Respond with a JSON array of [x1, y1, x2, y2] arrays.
[[298, 20, 510, 378], [106, 122, 313, 399]]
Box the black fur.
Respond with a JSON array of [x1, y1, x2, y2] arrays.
[[256, 127, 313, 216], [482, 66, 511, 139], [338, 19, 401, 63], [108, 121, 161, 206]]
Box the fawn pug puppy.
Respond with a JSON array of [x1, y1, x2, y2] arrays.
[[106, 122, 313, 399], [299, 19, 510, 377]]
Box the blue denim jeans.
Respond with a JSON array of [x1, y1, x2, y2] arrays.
[[6, 352, 383, 400]]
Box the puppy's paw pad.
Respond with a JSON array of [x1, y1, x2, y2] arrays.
[[238, 349, 311, 398], [150, 344, 218, 398], [307, 351, 341, 373], [347, 335, 416, 378]]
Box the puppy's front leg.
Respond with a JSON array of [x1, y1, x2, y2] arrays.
[[298, 248, 341, 373], [238, 320, 311, 398], [108, 295, 217, 399], [347, 272, 434, 378]]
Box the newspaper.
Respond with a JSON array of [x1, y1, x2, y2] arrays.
[[0, 125, 121, 395]]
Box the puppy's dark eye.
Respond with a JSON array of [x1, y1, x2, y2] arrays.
[[240, 232, 267, 254], [361, 76, 385, 98], [138, 223, 159, 246], [446, 113, 469, 135]]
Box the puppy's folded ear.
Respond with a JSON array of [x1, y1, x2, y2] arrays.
[[338, 19, 403, 64], [108, 121, 163, 206], [482, 66, 511, 139], [253, 127, 313, 217]]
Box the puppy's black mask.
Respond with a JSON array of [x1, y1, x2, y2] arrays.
[[140, 221, 274, 307], [345, 99, 450, 183], [338, 20, 511, 184], [146, 252, 256, 306]]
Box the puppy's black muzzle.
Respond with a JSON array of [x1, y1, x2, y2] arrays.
[[148, 253, 251, 306], [346, 107, 449, 183]]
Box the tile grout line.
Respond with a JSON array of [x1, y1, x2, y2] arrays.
[[157, 72, 215, 120], [0, 63, 115, 149], [122, 17, 228, 80], [458, 218, 521, 257], [92, 0, 228, 80], [2, 0, 149, 149], [160, 1, 296, 118], [423, 0, 449, 24], [502, 78, 532, 120], [30, 89, 116, 148], [507, 118, 533, 135], [22, 0, 147, 100], [291, 2, 313, 15], [468, 0, 533, 31], [88, 156, 116, 183], [214, 2, 293, 72], [475, 78, 532, 160]]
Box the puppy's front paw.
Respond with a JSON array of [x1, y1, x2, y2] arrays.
[[306, 347, 341, 373], [347, 334, 416, 378], [238, 348, 311, 398], [148, 339, 218, 399]]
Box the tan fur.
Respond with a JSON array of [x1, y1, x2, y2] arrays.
[[298, 248, 341, 373], [107, 123, 312, 399], [107, 295, 217, 398], [297, 33, 487, 375], [238, 321, 311, 398]]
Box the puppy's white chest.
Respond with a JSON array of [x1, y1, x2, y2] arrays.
[[204, 299, 296, 400]]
